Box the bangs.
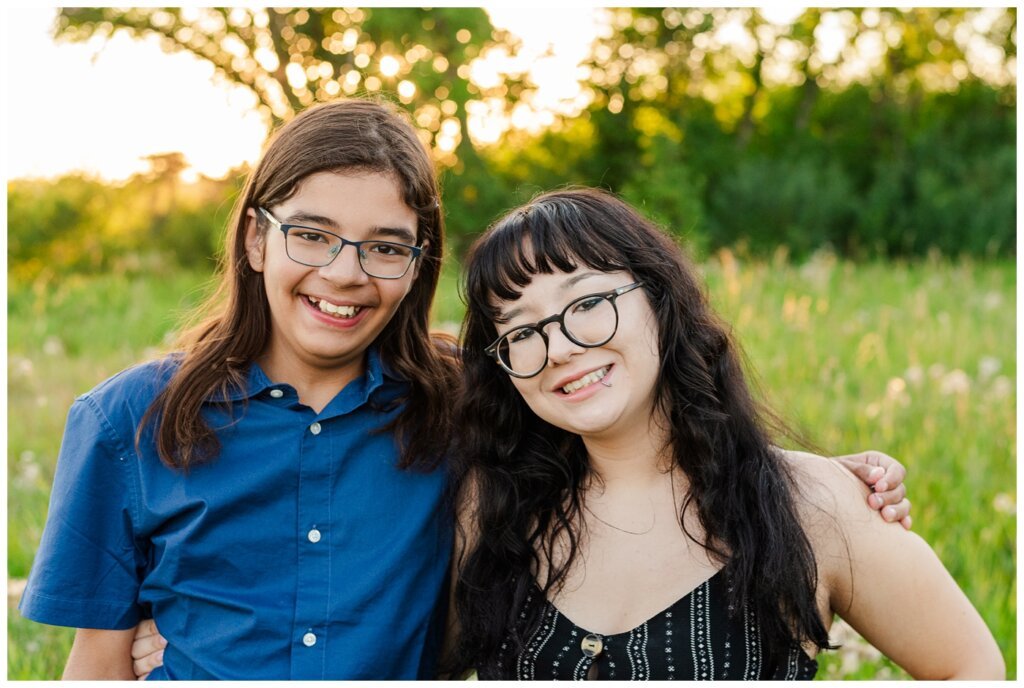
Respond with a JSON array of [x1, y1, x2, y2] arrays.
[[468, 199, 630, 320]]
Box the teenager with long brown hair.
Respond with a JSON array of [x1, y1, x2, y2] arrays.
[[20, 99, 458, 679]]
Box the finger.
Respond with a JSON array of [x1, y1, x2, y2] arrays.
[[875, 456, 908, 494], [836, 457, 885, 487], [835, 450, 886, 468], [134, 618, 159, 641], [880, 498, 911, 524], [901, 514, 913, 531], [869, 482, 907, 510], [132, 629, 167, 660], [133, 649, 164, 678]]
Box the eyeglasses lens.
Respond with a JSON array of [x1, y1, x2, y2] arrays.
[[498, 295, 617, 376], [285, 230, 414, 278]]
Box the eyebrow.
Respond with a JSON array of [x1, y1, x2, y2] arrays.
[[284, 212, 417, 245], [497, 271, 604, 323]]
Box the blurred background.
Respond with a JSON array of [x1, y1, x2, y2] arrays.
[[6, 6, 1016, 680]]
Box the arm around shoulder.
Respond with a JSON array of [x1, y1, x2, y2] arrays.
[[785, 451, 1005, 680], [63, 628, 137, 680]]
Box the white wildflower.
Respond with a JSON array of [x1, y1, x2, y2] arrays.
[[991, 376, 1012, 399], [940, 369, 971, 396], [42, 336, 64, 356], [993, 493, 1016, 515], [13, 356, 34, 377], [978, 356, 1001, 382], [982, 291, 1002, 310], [904, 365, 924, 387]]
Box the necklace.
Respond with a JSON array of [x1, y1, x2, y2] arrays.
[[583, 503, 656, 536]]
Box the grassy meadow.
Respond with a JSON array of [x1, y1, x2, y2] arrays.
[[7, 253, 1015, 679]]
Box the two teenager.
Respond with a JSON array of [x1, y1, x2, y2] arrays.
[[20, 100, 1000, 679]]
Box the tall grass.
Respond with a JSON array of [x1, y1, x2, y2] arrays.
[[7, 254, 1015, 679]]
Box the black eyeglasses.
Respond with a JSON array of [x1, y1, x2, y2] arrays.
[[258, 207, 422, 279], [485, 282, 644, 378]]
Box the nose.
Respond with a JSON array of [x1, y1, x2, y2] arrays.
[[318, 243, 369, 286], [544, 322, 585, 366]]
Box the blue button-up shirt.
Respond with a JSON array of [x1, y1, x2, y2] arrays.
[[20, 349, 452, 679]]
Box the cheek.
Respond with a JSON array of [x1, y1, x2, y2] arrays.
[[638, 309, 661, 357], [510, 379, 544, 412], [261, 244, 297, 281], [383, 280, 416, 312]]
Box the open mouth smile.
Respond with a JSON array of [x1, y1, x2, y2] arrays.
[[558, 365, 611, 395], [306, 295, 364, 319]]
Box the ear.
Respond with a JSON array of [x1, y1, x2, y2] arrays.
[[244, 208, 265, 272]]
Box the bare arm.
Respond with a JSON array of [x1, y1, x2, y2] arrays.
[[439, 471, 482, 679], [63, 628, 136, 680], [791, 452, 1004, 679]]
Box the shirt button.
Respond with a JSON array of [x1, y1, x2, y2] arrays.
[[269, 389, 284, 398], [302, 632, 317, 647], [309, 422, 321, 435], [307, 528, 321, 543]]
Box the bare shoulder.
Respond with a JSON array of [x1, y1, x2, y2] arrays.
[[775, 448, 891, 576], [779, 449, 874, 521]]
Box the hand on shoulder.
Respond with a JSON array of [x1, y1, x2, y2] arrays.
[[778, 449, 1004, 679]]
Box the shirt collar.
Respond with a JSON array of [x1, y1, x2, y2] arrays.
[[213, 346, 396, 403]]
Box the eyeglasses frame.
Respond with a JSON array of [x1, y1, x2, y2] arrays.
[[257, 207, 423, 279], [485, 281, 645, 379]]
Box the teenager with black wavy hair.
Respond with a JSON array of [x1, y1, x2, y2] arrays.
[[449, 188, 1002, 680]]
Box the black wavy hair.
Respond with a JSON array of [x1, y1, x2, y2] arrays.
[[448, 187, 832, 676]]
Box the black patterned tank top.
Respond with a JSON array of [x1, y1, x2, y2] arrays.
[[480, 568, 817, 680]]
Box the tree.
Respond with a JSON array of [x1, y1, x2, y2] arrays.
[[54, 8, 525, 168]]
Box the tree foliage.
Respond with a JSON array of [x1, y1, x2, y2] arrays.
[[55, 7, 521, 167], [11, 6, 1014, 285]]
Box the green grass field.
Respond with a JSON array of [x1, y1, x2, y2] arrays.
[[7, 253, 1015, 679]]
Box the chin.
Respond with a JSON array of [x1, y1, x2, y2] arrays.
[[560, 414, 622, 439]]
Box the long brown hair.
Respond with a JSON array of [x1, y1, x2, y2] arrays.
[[142, 98, 457, 471]]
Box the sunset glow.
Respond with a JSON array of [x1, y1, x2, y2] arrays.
[[5, 7, 1014, 183], [5, 7, 603, 183]]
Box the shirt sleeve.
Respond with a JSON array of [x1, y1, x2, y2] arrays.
[[18, 395, 146, 629]]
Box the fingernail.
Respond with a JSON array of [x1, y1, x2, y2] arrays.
[[871, 494, 884, 509], [883, 507, 896, 521], [156, 650, 164, 662], [904, 516, 913, 530], [874, 480, 888, 492], [868, 467, 884, 479], [158, 635, 168, 648]]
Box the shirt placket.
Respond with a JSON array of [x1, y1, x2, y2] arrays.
[[290, 417, 332, 679]]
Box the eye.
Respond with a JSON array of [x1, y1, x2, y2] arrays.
[[508, 327, 537, 344], [294, 229, 331, 244], [571, 296, 606, 314], [367, 242, 411, 257]]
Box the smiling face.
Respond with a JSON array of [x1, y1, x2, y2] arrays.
[[246, 170, 422, 383], [492, 267, 662, 442]]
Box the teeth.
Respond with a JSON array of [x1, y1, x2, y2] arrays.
[[308, 296, 360, 318], [561, 366, 609, 394]]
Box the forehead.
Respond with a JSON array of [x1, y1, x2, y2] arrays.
[[284, 171, 417, 230], [490, 267, 633, 320]]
